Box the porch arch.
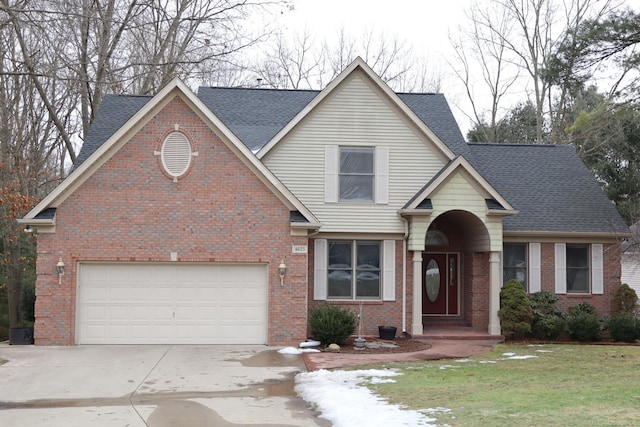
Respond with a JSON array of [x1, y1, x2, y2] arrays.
[[407, 209, 502, 336]]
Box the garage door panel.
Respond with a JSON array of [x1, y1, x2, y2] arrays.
[[77, 263, 267, 344]]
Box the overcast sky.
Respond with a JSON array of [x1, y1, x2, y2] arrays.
[[273, 0, 478, 133], [271, 0, 639, 136]]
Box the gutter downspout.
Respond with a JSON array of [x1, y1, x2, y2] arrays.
[[401, 216, 409, 334]]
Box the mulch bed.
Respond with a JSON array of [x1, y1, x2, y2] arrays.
[[331, 336, 430, 354]]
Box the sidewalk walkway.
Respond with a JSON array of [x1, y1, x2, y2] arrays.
[[303, 338, 503, 370]]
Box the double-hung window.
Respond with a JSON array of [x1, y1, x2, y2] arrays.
[[503, 243, 527, 290], [327, 240, 381, 299], [339, 147, 374, 201], [566, 244, 590, 293]]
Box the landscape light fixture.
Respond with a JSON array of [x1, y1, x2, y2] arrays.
[[56, 257, 65, 284], [279, 260, 287, 286]]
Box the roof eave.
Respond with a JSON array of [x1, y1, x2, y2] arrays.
[[487, 209, 519, 217], [504, 230, 631, 239], [16, 218, 55, 233], [398, 208, 433, 217]]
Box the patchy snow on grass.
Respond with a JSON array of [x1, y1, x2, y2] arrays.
[[439, 364, 461, 370], [295, 369, 441, 427], [504, 355, 538, 360]]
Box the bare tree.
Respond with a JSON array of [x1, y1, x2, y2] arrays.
[[449, 2, 520, 142], [458, 0, 616, 144], [252, 26, 441, 93]]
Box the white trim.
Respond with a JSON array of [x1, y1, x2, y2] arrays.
[[375, 146, 389, 204], [592, 243, 604, 294], [529, 243, 541, 293], [402, 156, 517, 214], [555, 243, 567, 294], [161, 131, 192, 178], [314, 239, 328, 300], [382, 240, 396, 301], [324, 146, 338, 203]]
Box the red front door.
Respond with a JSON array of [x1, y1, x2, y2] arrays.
[[422, 253, 459, 315]]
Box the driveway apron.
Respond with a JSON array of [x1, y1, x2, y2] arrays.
[[0, 344, 329, 427]]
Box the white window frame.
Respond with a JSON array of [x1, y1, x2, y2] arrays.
[[327, 240, 381, 300], [555, 243, 603, 295], [314, 239, 395, 301], [324, 145, 388, 204], [338, 147, 375, 202]]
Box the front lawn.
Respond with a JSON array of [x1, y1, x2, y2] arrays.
[[369, 344, 640, 426]]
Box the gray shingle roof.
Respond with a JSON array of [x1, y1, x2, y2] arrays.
[[74, 86, 628, 236], [196, 87, 468, 155], [197, 87, 319, 153], [75, 94, 152, 168], [397, 92, 469, 157], [468, 143, 629, 234], [77, 87, 469, 165]]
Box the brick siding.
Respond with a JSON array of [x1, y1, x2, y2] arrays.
[[34, 95, 308, 345]]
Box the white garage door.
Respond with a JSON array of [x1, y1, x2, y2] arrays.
[[77, 263, 268, 344]]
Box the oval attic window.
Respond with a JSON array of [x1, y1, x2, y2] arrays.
[[161, 131, 192, 178]]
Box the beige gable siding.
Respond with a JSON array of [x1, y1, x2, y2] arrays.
[[431, 172, 503, 252], [622, 253, 640, 295], [264, 72, 446, 233]]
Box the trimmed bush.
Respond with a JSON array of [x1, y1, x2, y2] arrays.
[[612, 283, 638, 316], [566, 304, 602, 342], [607, 314, 640, 342], [309, 303, 356, 345], [535, 315, 566, 341], [498, 279, 533, 339], [529, 291, 565, 340], [568, 302, 597, 316]]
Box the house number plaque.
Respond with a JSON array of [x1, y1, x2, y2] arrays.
[[292, 245, 308, 254]]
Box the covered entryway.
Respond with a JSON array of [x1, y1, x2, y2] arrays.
[[422, 252, 459, 316], [76, 262, 268, 344]]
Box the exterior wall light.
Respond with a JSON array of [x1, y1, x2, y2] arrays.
[[279, 260, 287, 286], [56, 257, 65, 284]]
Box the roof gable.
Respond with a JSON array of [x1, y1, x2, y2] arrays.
[[402, 156, 516, 216], [255, 57, 456, 161], [22, 79, 319, 227]]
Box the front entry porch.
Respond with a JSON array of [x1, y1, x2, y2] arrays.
[[407, 211, 504, 337], [416, 324, 504, 340]]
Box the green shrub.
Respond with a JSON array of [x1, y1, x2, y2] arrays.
[[498, 279, 533, 339], [568, 302, 597, 316], [309, 303, 356, 345], [607, 314, 640, 342], [529, 291, 565, 340], [612, 284, 638, 316], [535, 315, 566, 340], [566, 312, 602, 341]]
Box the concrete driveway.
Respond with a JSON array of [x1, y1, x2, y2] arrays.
[[0, 344, 330, 426]]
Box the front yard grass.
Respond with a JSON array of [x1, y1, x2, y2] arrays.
[[368, 344, 640, 426]]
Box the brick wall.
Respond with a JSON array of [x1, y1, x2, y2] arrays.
[[465, 252, 490, 329], [539, 242, 622, 316], [34, 95, 308, 346]]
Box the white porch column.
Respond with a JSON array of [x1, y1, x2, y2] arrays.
[[411, 251, 424, 335], [488, 251, 501, 335]]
